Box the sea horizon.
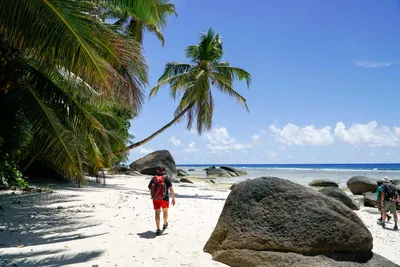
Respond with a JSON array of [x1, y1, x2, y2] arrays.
[[176, 163, 400, 171]]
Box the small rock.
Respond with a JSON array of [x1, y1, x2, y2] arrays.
[[57, 206, 63, 209], [180, 178, 193, 184], [92, 264, 99, 267]]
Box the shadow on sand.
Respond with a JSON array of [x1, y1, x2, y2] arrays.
[[0, 192, 105, 266]]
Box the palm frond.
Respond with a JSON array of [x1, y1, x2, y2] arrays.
[[213, 65, 252, 88], [212, 72, 249, 111], [149, 63, 193, 98]]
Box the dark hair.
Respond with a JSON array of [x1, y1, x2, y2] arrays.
[[377, 181, 383, 186], [158, 166, 166, 172]]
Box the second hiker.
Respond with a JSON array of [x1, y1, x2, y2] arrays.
[[379, 177, 399, 230]]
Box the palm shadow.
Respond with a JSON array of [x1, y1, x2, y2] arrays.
[[0, 192, 106, 266]]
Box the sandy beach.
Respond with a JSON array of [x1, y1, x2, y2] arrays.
[[0, 175, 399, 267]]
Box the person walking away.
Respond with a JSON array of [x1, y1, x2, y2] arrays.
[[376, 180, 391, 222], [380, 177, 399, 230], [148, 166, 176, 236]]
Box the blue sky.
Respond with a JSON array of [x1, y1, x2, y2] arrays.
[[128, 0, 400, 164]]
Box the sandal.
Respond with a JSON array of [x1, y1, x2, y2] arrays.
[[163, 222, 168, 230]]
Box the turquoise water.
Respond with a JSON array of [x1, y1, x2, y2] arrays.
[[177, 164, 400, 187]]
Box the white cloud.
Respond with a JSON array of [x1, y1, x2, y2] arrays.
[[168, 136, 182, 146], [137, 146, 153, 154], [354, 60, 394, 68], [252, 134, 260, 141], [334, 121, 400, 147], [204, 127, 236, 144], [207, 143, 252, 151], [184, 142, 198, 152], [205, 126, 252, 151], [269, 124, 334, 146]]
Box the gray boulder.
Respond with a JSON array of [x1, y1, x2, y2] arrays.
[[180, 178, 193, 184], [309, 179, 338, 187], [177, 169, 189, 177], [130, 150, 177, 177], [363, 192, 377, 207], [211, 250, 399, 267], [188, 169, 195, 171], [320, 187, 360, 210], [347, 176, 377, 195], [204, 177, 380, 267], [220, 166, 248, 176], [206, 168, 231, 178]]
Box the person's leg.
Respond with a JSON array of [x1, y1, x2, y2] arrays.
[[391, 205, 398, 230], [381, 204, 387, 226], [162, 208, 168, 226], [155, 209, 161, 230]]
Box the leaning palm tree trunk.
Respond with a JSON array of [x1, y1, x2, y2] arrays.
[[126, 103, 193, 150]]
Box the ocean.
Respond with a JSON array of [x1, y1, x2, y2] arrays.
[[176, 163, 400, 187]]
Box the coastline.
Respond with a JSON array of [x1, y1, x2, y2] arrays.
[[0, 174, 399, 266]]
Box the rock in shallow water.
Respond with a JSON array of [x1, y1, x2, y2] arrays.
[[203, 177, 398, 267]]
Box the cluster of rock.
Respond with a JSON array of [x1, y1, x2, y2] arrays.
[[123, 150, 250, 183], [204, 177, 399, 267], [204, 166, 247, 178]]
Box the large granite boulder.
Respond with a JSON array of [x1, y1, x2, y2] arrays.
[[220, 166, 248, 176], [203, 177, 388, 267], [309, 179, 338, 187], [363, 192, 377, 207], [211, 250, 398, 267], [347, 176, 377, 195], [320, 187, 360, 210], [130, 150, 177, 177], [206, 168, 231, 178]]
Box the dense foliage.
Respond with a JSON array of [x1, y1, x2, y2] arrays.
[[0, 0, 176, 186]]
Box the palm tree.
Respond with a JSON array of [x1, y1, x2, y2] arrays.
[[99, 0, 177, 45], [126, 28, 252, 150], [0, 0, 175, 185]]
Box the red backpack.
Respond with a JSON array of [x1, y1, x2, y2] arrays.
[[151, 175, 167, 200]]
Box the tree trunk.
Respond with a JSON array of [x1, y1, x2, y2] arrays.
[[126, 103, 193, 151]]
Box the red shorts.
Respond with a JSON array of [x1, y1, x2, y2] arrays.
[[153, 200, 169, 210]]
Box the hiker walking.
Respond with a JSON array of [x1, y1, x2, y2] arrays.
[[148, 166, 176, 236], [376, 180, 392, 222], [379, 177, 399, 230]]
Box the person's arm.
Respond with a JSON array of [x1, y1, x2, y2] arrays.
[[170, 186, 175, 206], [381, 190, 385, 206], [166, 177, 175, 205]]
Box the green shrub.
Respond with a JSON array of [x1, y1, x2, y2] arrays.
[[0, 137, 28, 188]]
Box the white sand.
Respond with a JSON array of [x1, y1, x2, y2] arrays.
[[0, 175, 399, 267]]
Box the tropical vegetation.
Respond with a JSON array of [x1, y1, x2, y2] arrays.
[[0, 0, 176, 187]]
